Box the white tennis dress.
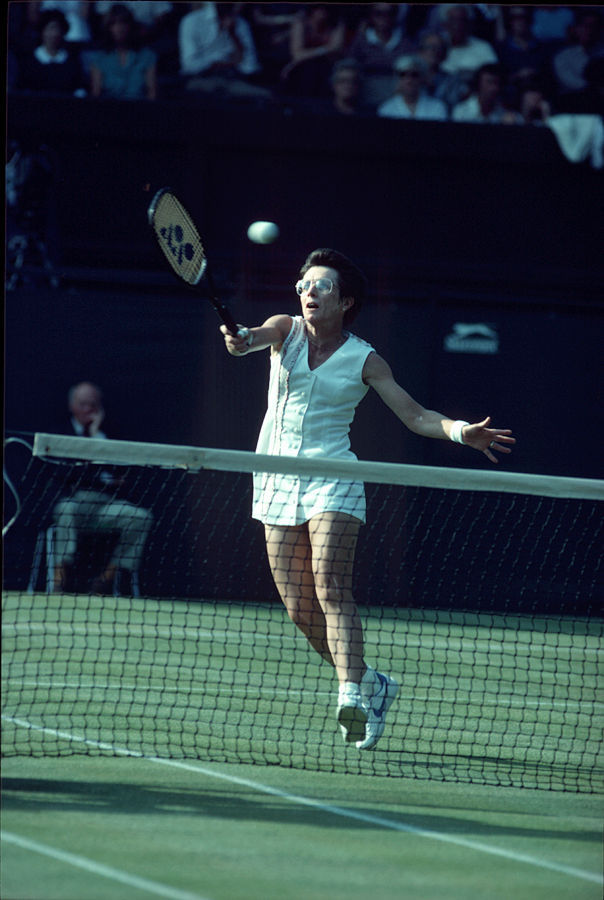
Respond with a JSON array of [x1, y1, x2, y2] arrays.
[[252, 315, 375, 526]]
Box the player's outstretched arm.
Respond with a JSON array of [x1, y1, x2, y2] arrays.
[[363, 352, 515, 464], [221, 314, 292, 356]]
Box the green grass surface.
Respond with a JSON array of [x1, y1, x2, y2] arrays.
[[3, 592, 602, 791], [2, 590, 603, 898], [2, 755, 602, 900]]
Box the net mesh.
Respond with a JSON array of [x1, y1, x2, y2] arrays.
[[3, 434, 603, 793]]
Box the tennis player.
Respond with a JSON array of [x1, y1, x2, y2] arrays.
[[221, 248, 515, 750]]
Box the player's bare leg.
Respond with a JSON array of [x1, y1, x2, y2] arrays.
[[265, 514, 397, 748], [306, 512, 369, 743], [307, 512, 364, 685], [264, 523, 334, 666]]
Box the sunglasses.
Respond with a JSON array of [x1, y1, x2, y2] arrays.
[[295, 278, 334, 296]]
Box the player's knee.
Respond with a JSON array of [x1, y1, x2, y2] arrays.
[[314, 574, 349, 608]]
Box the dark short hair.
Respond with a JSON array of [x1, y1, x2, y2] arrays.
[[504, 6, 534, 28], [104, 3, 136, 27], [101, 4, 139, 49], [39, 9, 69, 36], [473, 62, 506, 91], [300, 248, 367, 325]]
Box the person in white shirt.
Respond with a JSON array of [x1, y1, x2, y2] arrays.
[[220, 248, 514, 751], [439, 4, 498, 76], [349, 2, 414, 106], [377, 54, 448, 119], [178, 1, 272, 102], [452, 63, 521, 123], [553, 9, 604, 96]]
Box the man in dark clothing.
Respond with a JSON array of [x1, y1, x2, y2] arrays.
[[52, 382, 152, 594]]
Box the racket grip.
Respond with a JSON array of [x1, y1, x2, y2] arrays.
[[216, 305, 240, 336]]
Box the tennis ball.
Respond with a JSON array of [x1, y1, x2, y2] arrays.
[[247, 221, 280, 245]]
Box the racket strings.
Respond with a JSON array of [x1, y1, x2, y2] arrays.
[[152, 193, 207, 285]]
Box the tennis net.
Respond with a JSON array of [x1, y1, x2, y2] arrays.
[[2, 433, 603, 792]]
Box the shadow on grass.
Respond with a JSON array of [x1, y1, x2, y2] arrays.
[[2, 776, 601, 844]]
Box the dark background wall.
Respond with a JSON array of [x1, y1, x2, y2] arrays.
[[6, 94, 604, 479]]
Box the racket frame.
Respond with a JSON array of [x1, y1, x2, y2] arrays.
[[148, 187, 242, 336]]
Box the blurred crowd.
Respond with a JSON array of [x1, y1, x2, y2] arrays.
[[7, 2, 604, 122]]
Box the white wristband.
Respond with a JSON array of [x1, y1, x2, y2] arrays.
[[236, 327, 252, 346], [450, 420, 470, 444]]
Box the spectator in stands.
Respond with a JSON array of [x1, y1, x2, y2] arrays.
[[52, 382, 153, 595], [304, 58, 375, 117], [349, 3, 414, 107], [439, 5, 499, 74], [179, 1, 273, 104], [36, 0, 93, 49], [552, 9, 604, 100], [94, 1, 180, 89], [515, 77, 553, 125], [452, 63, 520, 124], [280, 4, 347, 98], [15, 8, 87, 95], [377, 54, 448, 121], [416, 28, 448, 96], [496, 6, 551, 95], [249, 3, 304, 83], [416, 26, 472, 113], [281, 3, 347, 97], [94, 1, 174, 44], [329, 58, 375, 116], [89, 3, 157, 100], [428, 4, 497, 114], [556, 54, 604, 116]]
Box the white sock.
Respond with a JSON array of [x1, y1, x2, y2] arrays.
[[339, 681, 361, 700]]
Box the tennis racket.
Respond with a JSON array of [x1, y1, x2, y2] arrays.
[[147, 187, 244, 336]]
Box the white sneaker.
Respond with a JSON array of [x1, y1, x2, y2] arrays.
[[337, 683, 368, 744], [356, 671, 398, 750]]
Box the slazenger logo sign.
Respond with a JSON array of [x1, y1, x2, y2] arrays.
[[444, 323, 499, 355]]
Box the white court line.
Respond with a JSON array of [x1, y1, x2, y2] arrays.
[[4, 620, 602, 659], [6, 677, 603, 713], [1, 621, 295, 646], [1, 830, 212, 900], [3, 715, 602, 887]]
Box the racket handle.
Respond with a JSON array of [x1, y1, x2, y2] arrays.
[[212, 301, 240, 336]]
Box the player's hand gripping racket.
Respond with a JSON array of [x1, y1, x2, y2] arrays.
[[147, 187, 247, 338]]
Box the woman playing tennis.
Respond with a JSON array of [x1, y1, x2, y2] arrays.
[[221, 248, 515, 750]]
